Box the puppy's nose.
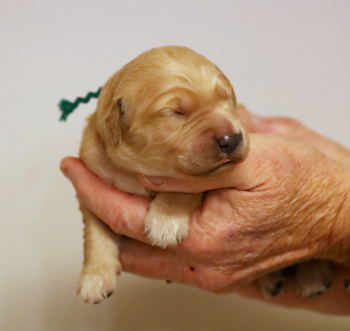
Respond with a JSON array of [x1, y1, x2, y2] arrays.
[[216, 133, 242, 154]]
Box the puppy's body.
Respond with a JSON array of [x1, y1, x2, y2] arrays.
[[78, 46, 248, 303], [80, 119, 149, 197], [77, 46, 331, 303]]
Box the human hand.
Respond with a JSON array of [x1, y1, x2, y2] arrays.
[[60, 106, 350, 314]]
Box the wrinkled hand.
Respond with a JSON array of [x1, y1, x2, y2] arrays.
[[60, 106, 350, 314]]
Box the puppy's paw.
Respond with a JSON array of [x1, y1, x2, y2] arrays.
[[297, 281, 331, 298], [258, 270, 287, 299], [77, 263, 121, 304], [144, 212, 190, 247], [295, 260, 332, 298], [143, 192, 202, 248]]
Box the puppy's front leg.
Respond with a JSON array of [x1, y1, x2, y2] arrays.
[[77, 206, 121, 304], [144, 192, 204, 247]]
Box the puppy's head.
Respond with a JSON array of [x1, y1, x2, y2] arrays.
[[95, 46, 249, 177]]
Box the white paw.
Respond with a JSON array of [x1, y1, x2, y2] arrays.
[[297, 281, 331, 298], [296, 275, 331, 297], [295, 260, 332, 298], [77, 265, 120, 304], [144, 212, 189, 247]]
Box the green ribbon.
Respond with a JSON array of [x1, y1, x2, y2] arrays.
[[58, 87, 102, 121]]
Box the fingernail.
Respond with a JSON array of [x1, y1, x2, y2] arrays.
[[142, 175, 164, 187], [60, 162, 71, 180]]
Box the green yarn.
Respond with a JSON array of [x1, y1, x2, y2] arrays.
[[58, 87, 102, 121]]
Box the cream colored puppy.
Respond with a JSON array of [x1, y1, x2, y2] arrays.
[[76, 46, 331, 304], [77, 46, 248, 303]]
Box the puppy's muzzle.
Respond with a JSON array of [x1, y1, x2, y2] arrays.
[[216, 133, 242, 154]]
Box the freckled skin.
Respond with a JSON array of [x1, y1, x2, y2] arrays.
[[179, 138, 350, 290], [126, 134, 350, 301]]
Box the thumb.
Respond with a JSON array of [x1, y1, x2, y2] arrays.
[[237, 105, 350, 164]]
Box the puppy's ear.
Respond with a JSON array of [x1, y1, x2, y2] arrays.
[[231, 86, 237, 107], [94, 70, 126, 145], [100, 99, 122, 145], [95, 92, 122, 147]]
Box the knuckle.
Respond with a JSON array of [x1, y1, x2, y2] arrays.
[[272, 117, 302, 136], [277, 116, 301, 128], [202, 276, 233, 293], [103, 204, 126, 234], [192, 275, 221, 292]]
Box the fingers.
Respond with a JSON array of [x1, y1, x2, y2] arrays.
[[237, 263, 350, 315], [119, 237, 235, 292], [120, 236, 350, 315], [60, 157, 151, 243], [119, 237, 209, 289], [237, 105, 350, 164], [119, 237, 184, 280]]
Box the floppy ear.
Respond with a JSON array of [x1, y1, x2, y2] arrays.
[[101, 100, 121, 145], [231, 86, 237, 107], [95, 76, 122, 145]]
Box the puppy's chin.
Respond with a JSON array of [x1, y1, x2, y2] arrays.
[[178, 152, 246, 178], [192, 160, 235, 177]]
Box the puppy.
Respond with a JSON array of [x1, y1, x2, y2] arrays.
[[77, 46, 248, 303], [76, 46, 331, 303]]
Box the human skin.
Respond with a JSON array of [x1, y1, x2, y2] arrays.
[[60, 106, 350, 314]]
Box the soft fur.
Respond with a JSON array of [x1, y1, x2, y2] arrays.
[[77, 46, 248, 303]]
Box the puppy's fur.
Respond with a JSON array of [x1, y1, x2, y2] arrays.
[[77, 46, 331, 303], [77, 46, 248, 303]]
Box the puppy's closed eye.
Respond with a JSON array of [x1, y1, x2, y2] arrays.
[[161, 108, 186, 118], [172, 109, 186, 117]]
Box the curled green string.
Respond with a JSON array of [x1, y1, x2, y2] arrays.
[[58, 87, 102, 121]]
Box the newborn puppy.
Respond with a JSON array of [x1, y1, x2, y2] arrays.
[[77, 46, 249, 304], [76, 46, 331, 303]]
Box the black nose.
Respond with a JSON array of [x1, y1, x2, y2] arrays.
[[216, 133, 242, 154]]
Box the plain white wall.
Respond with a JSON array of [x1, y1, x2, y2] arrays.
[[1, 1, 350, 330]]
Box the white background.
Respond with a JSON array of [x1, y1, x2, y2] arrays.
[[1, 1, 350, 330]]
